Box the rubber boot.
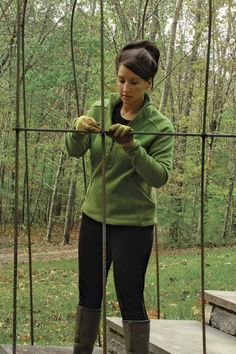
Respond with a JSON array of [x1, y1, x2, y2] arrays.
[[123, 320, 150, 354], [73, 305, 101, 354]]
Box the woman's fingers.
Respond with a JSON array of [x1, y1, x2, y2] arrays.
[[107, 124, 135, 146], [108, 124, 133, 137], [76, 120, 134, 137], [76, 116, 101, 132]]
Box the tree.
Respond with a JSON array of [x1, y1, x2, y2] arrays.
[[159, 0, 183, 113], [46, 151, 65, 241]]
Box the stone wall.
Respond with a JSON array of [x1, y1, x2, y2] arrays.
[[107, 328, 126, 353], [210, 306, 236, 336]]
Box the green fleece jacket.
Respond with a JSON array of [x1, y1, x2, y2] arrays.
[[65, 93, 174, 226]]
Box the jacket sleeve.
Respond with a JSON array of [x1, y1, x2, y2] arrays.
[[124, 123, 174, 188], [65, 126, 90, 158], [64, 107, 96, 158]]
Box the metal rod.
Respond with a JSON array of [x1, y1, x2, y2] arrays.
[[141, 0, 150, 39], [71, 0, 80, 115], [99, 0, 107, 352], [200, 0, 213, 352], [13, 0, 21, 352], [12, 127, 236, 139], [154, 224, 161, 319], [70, 0, 87, 191], [22, 0, 34, 345]]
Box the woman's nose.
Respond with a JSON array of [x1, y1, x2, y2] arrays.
[[123, 82, 130, 92]]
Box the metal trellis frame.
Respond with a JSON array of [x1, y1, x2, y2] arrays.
[[12, 0, 236, 353], [21, 0, 34, 346], [12, 0, 21, 352]]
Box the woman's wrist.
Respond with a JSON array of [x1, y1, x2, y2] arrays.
[[122, 140, 136, 150]]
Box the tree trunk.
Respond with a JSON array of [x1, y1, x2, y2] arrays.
[[149, 0, 163, 43], [159, 0, 183, 113], [31, 155, 46, 224], [0, 162, 5, 224], [46, 151, 65, 242], [111, 0, 132, 41], [222, 148, 236, 242], [63, 160, 80, 245]]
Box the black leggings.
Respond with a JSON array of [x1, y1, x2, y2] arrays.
[[78, 213, 153, 320]]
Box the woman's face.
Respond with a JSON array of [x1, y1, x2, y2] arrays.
[[117, 64, 151, 106]]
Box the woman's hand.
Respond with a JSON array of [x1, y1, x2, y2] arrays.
[[75, 116, 101, 133], [107, 124, 135, 149]]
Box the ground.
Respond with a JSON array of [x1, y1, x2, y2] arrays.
[[1, 224, 233, 265], [0, 225, 79, 265]]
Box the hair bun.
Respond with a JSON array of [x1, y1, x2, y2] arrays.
[[116, 40, 160, 85], [121, 40, 160, 65]]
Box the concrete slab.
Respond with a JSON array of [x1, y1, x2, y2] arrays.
[[204, 290, 236, 313], [0, 345, 102, 354], [107, 317, 236, 354]]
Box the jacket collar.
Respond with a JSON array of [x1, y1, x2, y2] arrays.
[[108, 92, 151, 120], [109, 93, 151, 110]]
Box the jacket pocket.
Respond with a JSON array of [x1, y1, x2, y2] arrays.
[[130, 173, 154, 204]]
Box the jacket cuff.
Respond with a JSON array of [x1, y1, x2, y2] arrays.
[[123, 140, 140, 153]]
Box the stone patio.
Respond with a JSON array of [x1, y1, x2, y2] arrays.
[[2, 292, 236, 354], [107, 317, 236, 354], [0, 346, 102, 354]]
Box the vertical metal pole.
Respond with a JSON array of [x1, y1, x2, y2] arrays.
[[154, 224, 161, 319], [22, 0, 34, 345], [71, 0, 80, 116], [13, 0, 21, 352], [70, 0, 87, 191], [200, 116, 207, 354], [200, 1, 212, 353], [141, 0, 150, 39], [100, 0, 107, 352]]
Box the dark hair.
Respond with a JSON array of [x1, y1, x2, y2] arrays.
[[115, 40, 160, 85]]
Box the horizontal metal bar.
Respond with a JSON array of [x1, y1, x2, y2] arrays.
[[11, 127, 236, 138]]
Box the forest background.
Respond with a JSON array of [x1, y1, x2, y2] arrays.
[[0, 0, 235, 249]]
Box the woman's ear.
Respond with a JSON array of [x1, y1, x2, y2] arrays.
[[146, 78, 152, 91], [147, 78, 152, 89]]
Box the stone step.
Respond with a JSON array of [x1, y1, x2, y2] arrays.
[[204, 290, 236, 335], [107, 317, 236, 354], [204, 290, 236, 313], [0, 345, 103, 354]]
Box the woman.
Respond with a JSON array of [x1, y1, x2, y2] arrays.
[[65, 40, 174, 354]]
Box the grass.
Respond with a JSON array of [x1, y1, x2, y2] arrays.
[[0, 246, 235, 346]]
